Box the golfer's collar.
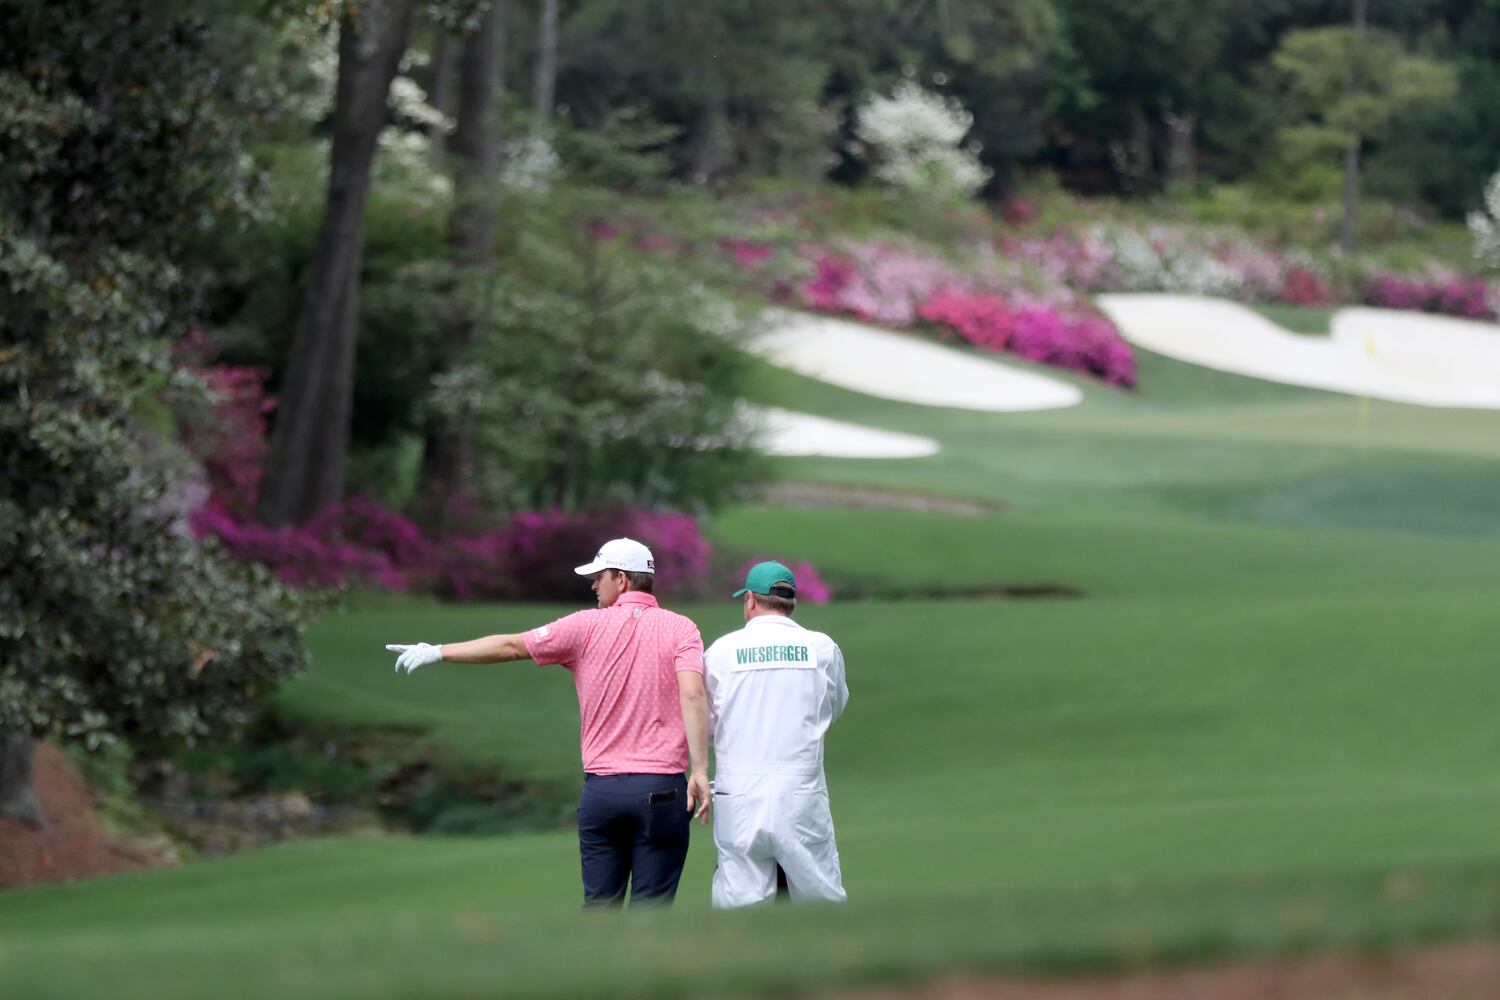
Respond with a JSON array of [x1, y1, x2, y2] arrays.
[[614, 592, 658, 609], [748, 614, 802, 629]]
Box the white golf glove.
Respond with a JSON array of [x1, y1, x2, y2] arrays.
[[387, 643, 443, 674]]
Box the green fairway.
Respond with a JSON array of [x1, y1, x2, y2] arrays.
[[3, 842, 1500, 999], [6, 338, 1500, 997], [1248, 302, 1338, 335]]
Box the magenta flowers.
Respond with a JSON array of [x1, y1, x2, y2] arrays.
[[800, 244, 1137, 388], [1364, 273, 1495, 321]]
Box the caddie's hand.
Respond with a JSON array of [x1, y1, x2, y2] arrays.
[[686, 771, 712, 826], [386, 643, 443, 674]]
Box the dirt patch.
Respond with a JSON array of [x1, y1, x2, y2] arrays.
[[0, 742, 175, 891], [838, 940, 1500, 1000], [759, 482, 999, 517]]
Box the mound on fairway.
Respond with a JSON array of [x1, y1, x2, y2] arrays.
[[745, 406, 941, 458], [749, 309, 1084, 412], [1099, 293, 1500, 409]]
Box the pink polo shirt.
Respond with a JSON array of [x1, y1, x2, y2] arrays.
[[524, 592, 704, 775]]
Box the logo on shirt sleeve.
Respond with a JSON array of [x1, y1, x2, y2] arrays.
[[536, 625, 552, 640]]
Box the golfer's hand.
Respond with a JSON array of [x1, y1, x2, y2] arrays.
[[686, 771, 712, 825], [386, 643, 443, 674]]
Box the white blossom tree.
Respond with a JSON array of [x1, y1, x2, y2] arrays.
[[854, 81, 990, 201], [1470, 169, 1500, 270]]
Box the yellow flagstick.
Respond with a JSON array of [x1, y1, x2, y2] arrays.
[[1358, 331, 1374, 435]]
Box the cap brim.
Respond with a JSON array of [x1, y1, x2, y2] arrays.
[[575, 561, 607, 576], [731, 587, 749, 598]]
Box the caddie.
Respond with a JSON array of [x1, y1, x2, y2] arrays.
[[386, 537, 711, 908], [703, 560, 848, 907]]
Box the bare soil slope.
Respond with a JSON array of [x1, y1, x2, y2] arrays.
[[0, 742, 170, 890]]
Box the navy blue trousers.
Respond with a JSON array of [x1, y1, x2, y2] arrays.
[[577, 773, 690, 908]]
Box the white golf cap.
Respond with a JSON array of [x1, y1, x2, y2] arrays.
[[573, 537, 656, 576]]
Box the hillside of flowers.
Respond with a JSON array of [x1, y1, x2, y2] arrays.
[[796, 242, 1138, 388], [718, 198, 1498, 402], [177, 336, 828, 603], [1000, 221, 1498, 321]]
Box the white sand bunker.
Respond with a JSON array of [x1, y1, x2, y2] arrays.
[[743, 406, 940, 459], [749, 310, 1083, 412], [1098, 293, 1500, 410]]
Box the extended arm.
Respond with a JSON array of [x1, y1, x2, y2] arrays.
[[677, 670, 712, 824], [387, 634, 532, 674], [441, 634, 531, 663]]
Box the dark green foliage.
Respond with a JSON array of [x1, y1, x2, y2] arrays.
[[0, 0, 308, 752], [172, 722, 574, 835], [427, 181, 768, 511]]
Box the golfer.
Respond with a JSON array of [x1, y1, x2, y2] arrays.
[[386, 537, 711, 908], [703, 560, 848, 907]]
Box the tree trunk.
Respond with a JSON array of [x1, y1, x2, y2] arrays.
[[1164, 109, 1197, 190], [258, 0, 418, 526], [429, 29, 457, 166], [1341, 139, 1361, 253], [1109, 106, 1154, 194], [1340, 0, 1367, 253], [690, 72, 732, 183], [420, 0, 505, 529], [533, 0, 558, 125], [0, 735, 46, 829]]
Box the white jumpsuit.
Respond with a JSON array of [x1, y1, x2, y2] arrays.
[[703, 614, 849, 908]]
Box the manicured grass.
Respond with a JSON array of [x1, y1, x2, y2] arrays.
[[708, 506, 1500, 598], [2, 847, 1499, 999], [287, 579, 1500, 890], [21, 548, 1476, 998], [1248, 302, 1338, 335], [736, 345, 1500, 531], [8, 313, 1500, 997]]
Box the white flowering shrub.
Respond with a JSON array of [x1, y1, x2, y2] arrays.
[[389, 75, 452, 133], [374, 130, 452, 205], [501, 135, 562, 192], [854, 82, 990, 200], [1469, 169, 1500, 270]]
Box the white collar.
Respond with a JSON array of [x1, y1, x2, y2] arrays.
[[747, 614, 803, 629]]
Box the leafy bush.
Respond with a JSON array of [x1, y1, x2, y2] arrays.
[[428, 184, 766, 514], [0, 1, 309, 763]]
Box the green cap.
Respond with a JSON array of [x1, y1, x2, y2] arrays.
[[733, 560, 797, 599]]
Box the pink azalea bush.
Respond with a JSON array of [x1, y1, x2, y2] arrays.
[[440, 507, 713, 602], [1363, 273, 1496, 320], [189, 500, 417, 591], [177, 343, 817, 602], [191, 489, 720, 601], [175, 330, 275, 517], [799, 243, 1137, 387], [803, 245, 964, 326], [721, 238, 776, 269], [1001, 223, 1496, 322], [1279, 265, 1332, 308]]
